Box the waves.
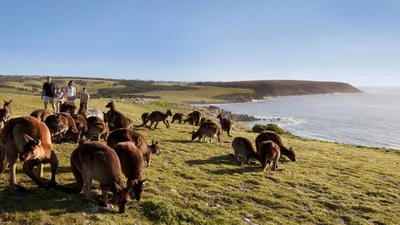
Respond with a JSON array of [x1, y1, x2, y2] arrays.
[[253, 116, 306, 125]]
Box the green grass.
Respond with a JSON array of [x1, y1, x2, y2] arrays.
[[137, 86, 254, 103], [1, 93, 400, 224]]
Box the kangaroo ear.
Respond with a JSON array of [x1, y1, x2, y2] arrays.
[[155, 141, 158, 145], [23, 133, 34, 142]]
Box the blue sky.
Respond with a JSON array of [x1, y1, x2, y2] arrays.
[[0, 0, 399, 86]]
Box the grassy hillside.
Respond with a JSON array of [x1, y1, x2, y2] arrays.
[[0, 93, 399, 224]]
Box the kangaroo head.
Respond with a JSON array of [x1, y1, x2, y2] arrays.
[[166, 109, 172, 116], [287, 147, 296, 161], [127, 179, 149, 201], [20, 133, 41, 161], [216, 113, 223, 119], [111, 181, 130, 214], [151, 140, 161, 155], [3, 100, 12, 109], [105, 100, 114, 108]]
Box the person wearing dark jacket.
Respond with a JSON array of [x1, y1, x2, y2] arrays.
[[42, 76, 55, 111]]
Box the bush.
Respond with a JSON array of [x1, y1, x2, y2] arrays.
[[252, 123, 286, 134]]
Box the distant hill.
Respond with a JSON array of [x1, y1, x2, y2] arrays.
[[0, 75, 361, 103], [194, 80, 362, 102]]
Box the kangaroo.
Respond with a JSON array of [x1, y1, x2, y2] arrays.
[[85, 121, 109, 141], [71, 114, 88, 139], [30, 109, 52, 122], [78, 101, 87, 118], [183, 116, 194, 125], [70, 141, 131, 213], [105, 101, 132, 130], [45, 114, 70, 139], [60, 102, 77, 114], [0, 116, 59, 191], [0, 100, 12, 130], [114, 142, 148, 200], [191, 121, 221, 143], [258, 140, 281, 171], [60, 112, 80, 142], [136, 109, 172, 129], [231, 137, 260, 164], [217, 113, 233, 137], [255, 131, 296, 161], [107, 128, 160, 167], [189, 111, 201, 126], [171, 113, 184, 124]]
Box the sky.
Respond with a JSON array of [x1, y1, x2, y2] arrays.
[[0, 0, 399, 86]]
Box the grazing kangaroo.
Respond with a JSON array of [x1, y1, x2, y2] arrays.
[[171, 113, 184, 124], [114, 142, 148, 200], [255, 131, 296, 161], [231, 137, 260, 164], [217, 113, 233, 137], [60, 112, 80, 142], [30, 109, 52, 122], [0, 116, 59, 191], [183, 116, 194, 125], [60, 102, 77, 114], [188, 111, 201, 126], [78, 101, 87, 118], [71, 114, 88, 139], [107, 128, 160, 167], [136, 109, 172, 130], [191, 121, 221, 143], [70, 141, 131, 213], [258, 140, 281, 171], [105, 100, 132, 130], [85, 121, 109, 141], [45, 114, 69, 138]]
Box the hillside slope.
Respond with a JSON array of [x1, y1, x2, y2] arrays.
[[0, 93, 399, 225]]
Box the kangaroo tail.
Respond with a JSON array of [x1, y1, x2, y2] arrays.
[[136, 117, 150, 127]]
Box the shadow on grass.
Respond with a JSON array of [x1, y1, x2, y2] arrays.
[[165, 139, 193, 144], [209, 166, 261, 175], [0, 182, 119, 215], [185, 155, 238, 166]]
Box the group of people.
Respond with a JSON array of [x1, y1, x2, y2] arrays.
[[41, 76, 90, 113]]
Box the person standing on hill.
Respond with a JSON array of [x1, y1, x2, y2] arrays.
[[79, 87, 90, 114], [65, 80, 76, 102], [41, 76, 55, 111]]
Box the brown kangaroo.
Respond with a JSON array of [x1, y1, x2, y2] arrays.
[[191, 121, 221, 143], [105, 100, 132, 130], [60, 112, 80, 142], [171, 113, 184, 124], [70, 141, 131, 213], [0, 100, 12, 130], [231, 137, 260, 164], [216, 113, 233, 137], [78, 101, 87, 118], [188, 111, 201, 126], [114, 142, 148, 200], [71, 114, 88, 139], [0, 116, 59, 191], [45, 114, 69, 139], [107, 128, 160, 167], [85, 121, 109, 141], [255, 131, 296, 161], [137, 109, 172, 129], [258, 141, 281, 171], [30, 109, 52, 122], [60, 102, 77, 114]]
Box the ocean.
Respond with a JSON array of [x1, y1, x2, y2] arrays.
[[203, 87, 400, 149]]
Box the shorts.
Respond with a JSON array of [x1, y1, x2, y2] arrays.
[[44, 96, 54, 104], [67, 96, 76, 102]]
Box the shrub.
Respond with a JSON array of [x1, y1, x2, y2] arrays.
[[252, 123, 287, 134]]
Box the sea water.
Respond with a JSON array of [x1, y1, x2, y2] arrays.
[[204, 87, 400, 149]]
